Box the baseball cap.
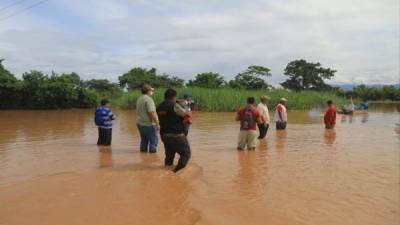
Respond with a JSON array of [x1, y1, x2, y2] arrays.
[[141, 84, 154, 93], [183, 93, 192, 99], [261, 95, 270, 100]]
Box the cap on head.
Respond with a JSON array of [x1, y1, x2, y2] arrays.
[[141, 84, 154, 94], [101, 98, 110, 106], [183, 93, 192, 99], [280, 97, 287, 102], [261, 95, 270, 101]]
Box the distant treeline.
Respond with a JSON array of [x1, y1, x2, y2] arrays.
[[337, 84, 400, 101], [0, 58, 398, 109]]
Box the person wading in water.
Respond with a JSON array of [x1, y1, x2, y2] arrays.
[[236, 97, 262, 150], [257, 96, 270, 139], [275, 97, 288, 130], [157, 89, 191, 173], [136, 84, 159, 153], [324, 100, 337, 129], [95, 99, 116, 146]]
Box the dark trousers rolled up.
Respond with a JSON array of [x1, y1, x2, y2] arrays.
[[161, 134, 191, 172], [97, 127, 112, 145], [325, 124, 335, 129], [257, 123, 269, 139], [276, 121, 287, 130], [183, 123, 190, 136]]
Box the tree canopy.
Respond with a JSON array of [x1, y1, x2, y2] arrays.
[[118, 67, 184, 90], [280, 59, 336, 91], [0, 59, 20, 108], [187, 72, 226, 88], [229, 65, 271, 89]]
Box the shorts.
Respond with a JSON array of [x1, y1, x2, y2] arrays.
[[237, 130, 258, 149]]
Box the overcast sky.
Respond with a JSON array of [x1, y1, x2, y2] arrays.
[[0, 0, 398, 85]]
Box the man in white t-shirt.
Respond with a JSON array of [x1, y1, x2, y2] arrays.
[[257, 96, 270, 139], [275, 97, 288, 130]]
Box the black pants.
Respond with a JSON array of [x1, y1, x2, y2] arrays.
[[276, 121, 287, 130], [161, 134, 191, 172], [97, 127, 112, 145], [257, 123, 269, 139], [183, 123, 190, 136]]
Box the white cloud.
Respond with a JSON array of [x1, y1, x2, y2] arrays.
[[0, 0, 398, 85]]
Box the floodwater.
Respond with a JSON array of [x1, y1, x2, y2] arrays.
[[0, 103, 399, 225]]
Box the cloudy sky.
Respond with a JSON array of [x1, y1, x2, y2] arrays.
[[0, 0, 398, 85]]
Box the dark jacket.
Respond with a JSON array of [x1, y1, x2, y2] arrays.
[[156, 100, 184, 135]]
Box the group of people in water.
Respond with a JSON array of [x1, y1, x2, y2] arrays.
[[94, 84, 365, 172]]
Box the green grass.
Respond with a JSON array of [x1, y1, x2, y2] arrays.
[[113, 88, 346, 111]]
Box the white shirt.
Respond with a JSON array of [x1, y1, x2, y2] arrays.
[[274, 103, 288, 122], [257, 102, 270, 124]]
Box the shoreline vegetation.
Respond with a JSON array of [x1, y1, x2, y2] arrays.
[[116, 88, 347, 111], [1, 59, 399, 111]]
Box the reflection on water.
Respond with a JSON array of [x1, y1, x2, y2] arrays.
[[98, 147, 113, 168], [0, 103, 399, 225], [324, 129, 336, 145], [275, 130, 287, 151]]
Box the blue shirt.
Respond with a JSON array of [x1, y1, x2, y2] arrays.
[[95, 106, 116, 128]]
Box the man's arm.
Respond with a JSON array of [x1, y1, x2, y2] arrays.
[[256, 110, 263, 124], [235, 109, 241, 121], [146, 100, 160, 130], [257, 106, 265, 124], [148, 111, 160, 130]]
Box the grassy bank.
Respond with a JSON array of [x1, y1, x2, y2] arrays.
[[113, 88, 346, 111]]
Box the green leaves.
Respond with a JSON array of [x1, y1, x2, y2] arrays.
[[281, 59, 336, 91], [118, 67, 184, 90], [230, 65, 271, 89], [187, 72, 226, 88]]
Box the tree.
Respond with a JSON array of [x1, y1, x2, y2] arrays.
[[119, 67, 184, 90], [230, 65, 271, 89], [84, 79, 121, 94], [382, 85, 399, 101], [187, 72, 226, 88], [0, 59, 20, 108], [281, 59, 336, 91], [119, 67, 157, 90], [155, 73, 184, 88]]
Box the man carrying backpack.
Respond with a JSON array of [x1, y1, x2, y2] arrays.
[[236, 97, 262, 150], [95, 98, 116, 146]]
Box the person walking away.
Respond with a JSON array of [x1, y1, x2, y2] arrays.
[[275, 97, 288, 130], [95, 98, 116, 146], [236, 97, 262, 150], [157, 89, 191, 172], [136, 84, 160, 153], [257, 96, 270, 139], [324, 100, 337, 129]]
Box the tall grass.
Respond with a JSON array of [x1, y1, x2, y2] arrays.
[[115, 88, 346, 111]]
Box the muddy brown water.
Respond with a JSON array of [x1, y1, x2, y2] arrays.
[[0, 103, 399, 225]]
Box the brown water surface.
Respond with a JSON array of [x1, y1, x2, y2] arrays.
[[0, 104, 399, 225]]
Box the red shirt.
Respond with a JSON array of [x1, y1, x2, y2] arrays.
[[183, 111, 193, 124], [324, 105, 337, 126], [237, 106, 261, 131]]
